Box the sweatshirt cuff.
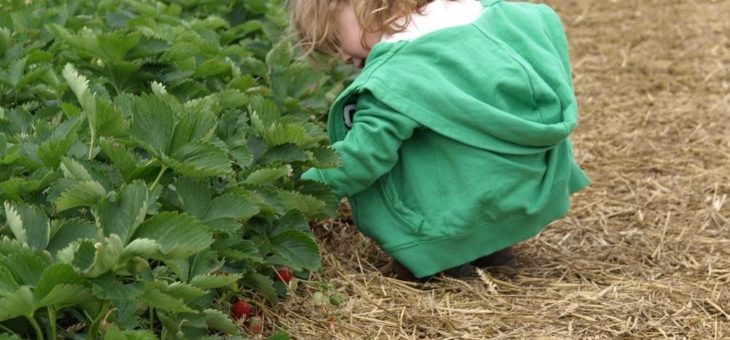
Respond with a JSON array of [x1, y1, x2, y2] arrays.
[[301, 168, 326, 183], [300, 168, 345, 198]]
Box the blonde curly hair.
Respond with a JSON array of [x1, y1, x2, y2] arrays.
[[292, 0, 449, 56]]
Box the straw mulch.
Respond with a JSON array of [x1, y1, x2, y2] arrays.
[[266, 0, 730, 338]]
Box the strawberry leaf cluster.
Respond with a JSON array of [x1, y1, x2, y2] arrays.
[[0, 0, 347, 338]]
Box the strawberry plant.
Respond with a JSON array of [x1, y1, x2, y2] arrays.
[[0, 0, 346, 338]]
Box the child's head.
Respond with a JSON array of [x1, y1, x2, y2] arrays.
[[292, 0, 436, 66]]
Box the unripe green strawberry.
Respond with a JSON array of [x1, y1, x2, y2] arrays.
[[248, 316, 263, 335], [329, 293, 345, 306]]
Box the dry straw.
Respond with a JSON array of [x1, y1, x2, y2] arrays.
[[266, 0, 730, 338]]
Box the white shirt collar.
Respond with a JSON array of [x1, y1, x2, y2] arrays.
[[381, 0, 485, 43]]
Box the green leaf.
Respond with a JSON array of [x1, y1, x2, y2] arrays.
[[0, 286, 34, 321], [0, 134, 7, 159], [97, 31, 141, 61], [96, 98, 130, 138], [270, 210, 311, 237], [97, 181, 148, 244], [55, 180, 107, 212], [241, 272, 277, 304], [268, 331, 292, 340], [175, 177, 211, 220], [249, 96, 279, 125], [91, 275, 144, 300], [37, 118, 81, 168], [60, 240, 93, 272], [114, 93, 137, 119], [204, 309, 239, 335], [192, 16, 230, 30], [0, 252, 50, 286], [170, 109, 216, 154], [109, 298, 140, 330], [244, 166, 291, 186], [265, 40, 293, 68], [3, 202, 50, 250], [189, 273, 242, 289], [165, 282, 207, 301], [140, 287, 194, 313], [131, 94, 175, 156], [164, 141, 232, 177], [272, 64, 322, 99], [262, 123, 313, 148], [203, 194, 260, 223], [60, 156, 94, 181], [0, 28, 8, 54], [269, 230, 321, 272], [18, 65, 57, 92], [34, 263, 85, 301], [297, 180, 339, 218], [0, 237, 33, 257], [47, 219, 98, 256], [193, 58, 230, 78], [231, 145, 254, 171], [155, 311, 181, 338], [242, 57, 267, 78], [0, 266, 19, 294], [131, 212, 213, 259], [214, 239, 261, 262], [258, 144, 308, 164], [210, 89, 249, 110], [104, 324, 157, 340], [62, 64, 96, 121], [99, 138, 138, 179], [121, 239, 160, 259], [8, 58, 26, 88], [36, 284, 96, 309], [189, 250, 224, 278], [61, 236, 124, 278], [276, 189, 327, 217], [0, 177, 41, 201]]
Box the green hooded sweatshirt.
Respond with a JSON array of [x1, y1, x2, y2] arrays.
[[302, 0, 590, 278]]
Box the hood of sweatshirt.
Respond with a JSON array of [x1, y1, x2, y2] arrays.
[[328, 0, 578, 156]]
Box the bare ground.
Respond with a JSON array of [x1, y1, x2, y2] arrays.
[[267, 0, 730, 338]]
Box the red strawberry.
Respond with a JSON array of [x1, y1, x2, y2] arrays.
[[275, 267, 294, 284], [248, 316, 263, 335], [231, 299, 251, 321]]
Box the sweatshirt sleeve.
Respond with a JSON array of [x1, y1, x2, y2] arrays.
[[301, 91, 420, 197], [538, 4, 574, 89]]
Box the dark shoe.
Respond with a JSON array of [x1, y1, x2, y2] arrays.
[[378, 259, 421, 282], [471, 247, 517, 268], [441, 264, 478, 278], [386, 262, 478, 281]]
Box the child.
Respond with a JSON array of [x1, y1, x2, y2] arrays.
[[293, 0, 590, 280]]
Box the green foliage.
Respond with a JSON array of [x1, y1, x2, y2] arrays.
[[0, 0, 349, 338]]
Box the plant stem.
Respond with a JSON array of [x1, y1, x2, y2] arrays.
[[27, 316, 45, 340], [149, 306, 154, 332], [105, 63, 122, 96], [88, 131, 96, 160], [47, 308, 57, 340], [150, 165, 167, 191], [87, 303, 110, 340]]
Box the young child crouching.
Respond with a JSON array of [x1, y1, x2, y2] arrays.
[[293, 0, 590, 280]]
